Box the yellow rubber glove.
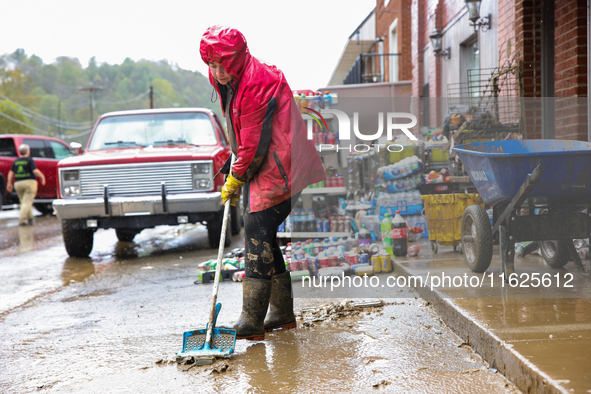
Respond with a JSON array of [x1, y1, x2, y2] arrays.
[[221, 173, 245, 206]]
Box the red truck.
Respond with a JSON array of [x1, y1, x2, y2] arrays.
[[53, 108, 241, 257], [0, 134, 74, 213]]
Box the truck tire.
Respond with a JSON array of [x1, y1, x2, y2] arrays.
[[34, 203, 54, 215], [540, 240, 570, 268], [116, 229, 139, 242], [461, 204, 493, 272], [231, 203, 242, 235], [208, 211, 232, 249], [62, 220, 94, 258]]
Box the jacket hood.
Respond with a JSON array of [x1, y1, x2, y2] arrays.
[[199, 25, 251, 84]]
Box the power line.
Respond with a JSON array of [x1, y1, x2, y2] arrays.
[[97, 89, 150, 105], [0, 92, 92, 128], [154, 90, 177, 107], [61, 128, 93, 138], [0, 110, 51, 135]]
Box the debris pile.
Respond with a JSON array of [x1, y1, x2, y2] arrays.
[[296, 300, 383, 327]]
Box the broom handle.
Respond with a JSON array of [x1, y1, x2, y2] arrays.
[[205, 154, 236, 346]]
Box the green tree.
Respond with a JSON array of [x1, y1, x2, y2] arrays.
[[0, 100, 35, 134]]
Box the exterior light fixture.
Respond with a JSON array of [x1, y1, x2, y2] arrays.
[[465, 0, 491, 31], [429, 29, 451, 60]]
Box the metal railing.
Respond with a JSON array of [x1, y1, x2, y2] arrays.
[[344, 53, 401, 85]]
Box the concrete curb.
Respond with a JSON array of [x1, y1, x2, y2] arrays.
[[392, 260, 570, 394]]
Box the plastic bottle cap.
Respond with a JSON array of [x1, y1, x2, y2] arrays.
[[395, 210, 400, 214]]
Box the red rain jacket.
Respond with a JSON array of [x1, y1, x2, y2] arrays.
[[200, 26, 325, 212]]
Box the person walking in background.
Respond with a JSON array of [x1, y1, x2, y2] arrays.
[[6, 144, 46, 226]]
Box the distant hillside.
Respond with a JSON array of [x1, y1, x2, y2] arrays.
[[0, 49, 221, 145]]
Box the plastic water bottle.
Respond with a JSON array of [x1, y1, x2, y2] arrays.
[[299, 94, 307, 113], [381, 214, 392, 246], [391, 210, 408, 256], [515, 241, 539, 257], [295, 209, 302, 232], [323, 91, 332, 109], [358, 225, 372, 246], [286, 213, 292, 232], [307, 209, 316, 232], [314, 92, 322, 111], [313, 239, 322, 256], [304, 240, 314, 256], [292, 209, 298, 232]]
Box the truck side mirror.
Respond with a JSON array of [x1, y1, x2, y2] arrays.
[[70, 142, 82, 155]]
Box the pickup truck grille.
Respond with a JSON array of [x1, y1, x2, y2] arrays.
[[79, 163, 194, 196]]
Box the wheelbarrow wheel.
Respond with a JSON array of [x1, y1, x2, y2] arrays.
[[539, 240, 569, 268], [461, 205, 493, 273]]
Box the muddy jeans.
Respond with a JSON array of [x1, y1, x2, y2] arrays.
[[14, 179, 38, 224], [244, 194, 299, 279]]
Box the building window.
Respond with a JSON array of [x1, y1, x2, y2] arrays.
[[390, 23, 399, 82], [461, 37, 480, 97]]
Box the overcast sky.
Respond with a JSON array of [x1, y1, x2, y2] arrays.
[[0, 0, 376, 91]]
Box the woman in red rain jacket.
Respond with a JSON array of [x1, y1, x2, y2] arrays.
[[200, 25, 325, 340]]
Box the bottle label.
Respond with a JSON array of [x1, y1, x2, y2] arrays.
[[391, 228, 407, 239]]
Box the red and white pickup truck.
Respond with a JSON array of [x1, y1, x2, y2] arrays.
[[53, 108, 240, 257]]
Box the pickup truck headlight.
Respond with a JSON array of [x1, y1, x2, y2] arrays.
[[63, 185, 81, 196], [192, 162, 213, 191], [63, 170, 79, 181], [192, 163, 211, 174], [61, 169, 81, 197]]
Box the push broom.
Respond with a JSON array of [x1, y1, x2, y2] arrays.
[[177, 155, 237, 365]]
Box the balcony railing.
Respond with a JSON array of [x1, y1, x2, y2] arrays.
[[344, 53, 401, 85]]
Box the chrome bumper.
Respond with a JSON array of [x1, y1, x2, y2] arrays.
[[53, 192, 222, 220]]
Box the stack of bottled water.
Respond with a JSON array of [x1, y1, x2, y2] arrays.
[[383, 174, 425, 193], [377, 190, 423, 216], [378, 156, 423, 180]]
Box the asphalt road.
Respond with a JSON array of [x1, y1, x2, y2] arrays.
[[0, 210, 521, 393]]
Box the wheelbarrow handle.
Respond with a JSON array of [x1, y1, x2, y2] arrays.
[[529, 164, 545, 183], [492, 164, 545, 235]]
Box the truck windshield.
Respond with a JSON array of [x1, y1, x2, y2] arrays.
[[88, 112, 218, 151]]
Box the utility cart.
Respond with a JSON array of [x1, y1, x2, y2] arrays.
[[453, 140, 591, 282], [421, 193, 485, 254]]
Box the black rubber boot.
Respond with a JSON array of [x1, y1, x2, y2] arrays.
[[227, 277, 272, 340], [264, 271, 297, 332]]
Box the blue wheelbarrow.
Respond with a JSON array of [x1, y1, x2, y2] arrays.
[[453, 140, 591, 281]]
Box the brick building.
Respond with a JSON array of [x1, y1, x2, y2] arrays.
[[375, 0, 413, 82], [411, 0, 588, 140], [329, 0, 589, 142], [328, 1, 413, 86]]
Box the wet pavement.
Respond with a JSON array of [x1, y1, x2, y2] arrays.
[[0, 212, 520, 394], [394, 241, 591, 393]]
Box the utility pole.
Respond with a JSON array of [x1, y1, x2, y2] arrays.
[[57, 100, 61, 139], [149, 86, 154, 109], [79, 82, 103, 124]]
